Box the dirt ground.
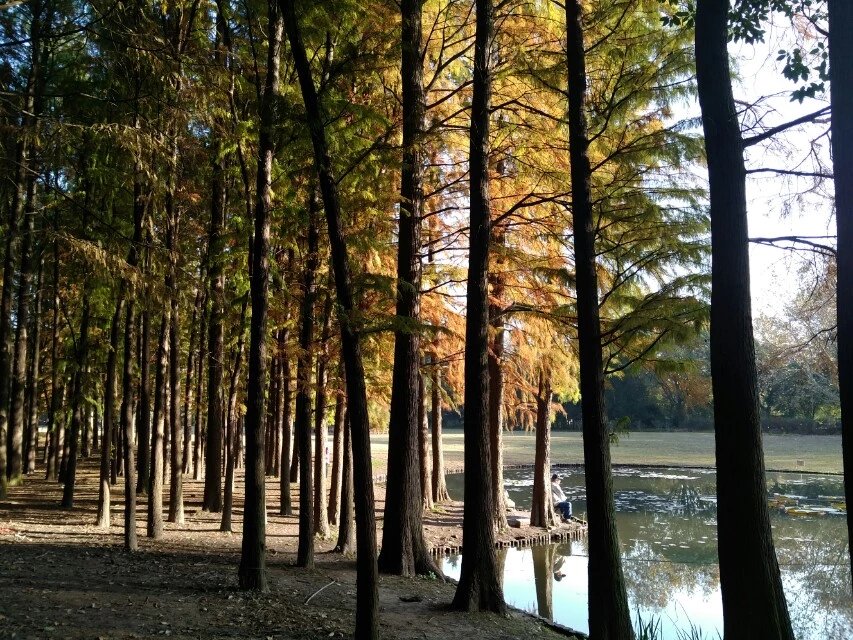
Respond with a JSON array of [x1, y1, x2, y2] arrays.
[[0, 461, 581, 640]]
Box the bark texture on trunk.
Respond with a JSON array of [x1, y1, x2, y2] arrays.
[[565, 2, 632, 637], [279, 326, 293, 515], [378, 0, 438, 579], [24, 259, 44, 475], [829, 0, 853, 595], [282, 2, 380, 633], [334, 405, 354, 554], [167, 218, 184, 524], [45, 241, 62, 482], [695, 2, 794, 637], [238, 0, 282, 592], [136, 238, 152, 494], [313, 291, 332, 538], [328, 391, 344, 525], [147, 308, 169, 539], [418, 370, 432, 511], [451, 0, 504, 614]]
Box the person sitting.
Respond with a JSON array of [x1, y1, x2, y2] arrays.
[[551, 474, 573, 522]]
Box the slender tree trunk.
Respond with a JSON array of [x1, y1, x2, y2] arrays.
[[182, 285, 202, 475], [296, 194, 318, 567], [314, 290, 332, 538], [530, 372, 555, 529], [378, 0, 438, 579], [333, 406, 354, 554], [451, 0, 504, 614], [167, 216, 184, 524], [97, 296, 124, 527], [565, 2, 632, 637], [279, 327, 293, 516], [283, 2, 380, 632], [695, 1, 794, 637], [147, 307, 170, 539], [238, 0, 282, 592], [221, 297, 248, 531], [136, 237, 152, 494], [8, 176, 38, 484], [60, 297, 91, 508], [488, 229, 507, 529], [24, 258, 44, 474], [829, 0, 853, 595], [430, 364, 449, 502], [193, 296, 208, 481], [418, 370, 432, 511], [328, 388, 344, 524], [45, 246, 61, 481]]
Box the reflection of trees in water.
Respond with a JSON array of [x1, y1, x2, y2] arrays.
[[773, 518, 852, 640], [532, 545, 555, 620], [621, 539, 719, 610], [667, 483, 711, 515]]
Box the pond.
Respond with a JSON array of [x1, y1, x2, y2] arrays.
[[443, 467, 851, 639]]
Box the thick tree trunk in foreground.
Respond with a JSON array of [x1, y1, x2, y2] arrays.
[[705, 0, 798, 631], [378, 0, 439, 579], [296, 196, 318, 567], [695, 2, 794, 637], [96, 297, 124, 527], [283, 2, 380, 633], [238, 0, 282, 592], [829, 0, 853, 595], [60, 298, 91, 508], [565, 2, 632, 637], [452, 0, 504, 614], [530, 372, 555, 529]]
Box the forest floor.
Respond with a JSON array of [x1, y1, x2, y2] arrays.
[[0, 461, 580, 640]]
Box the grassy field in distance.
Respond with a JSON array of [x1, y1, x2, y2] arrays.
[[369, 430, 843, 476]]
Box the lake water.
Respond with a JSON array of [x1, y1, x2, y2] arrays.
[[443, 467, 852, 639]]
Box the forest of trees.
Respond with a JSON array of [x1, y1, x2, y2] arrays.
[[1, 0, 850, 638]]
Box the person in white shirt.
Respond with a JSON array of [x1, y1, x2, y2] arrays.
[[551, 474, 572, 521]]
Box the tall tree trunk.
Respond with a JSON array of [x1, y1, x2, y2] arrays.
[[8, 176, 38, 484], [182, 285, 202, 475], [829, 0, 853, 595], [695, 1, 794, 637], [45, 243, 61, 482], [418, 370, 432, 510], [530, 371, 555, 529], [96, 296, 124, 527], [313, 290, 332, 538], [430, 364, 449, 502], [328, 388, 344, 524], [193, 295, 208, 481], [24, 258, 44, 474], [147, 307, 170, 539], [60, 297, 91, 508], [279, 327, 293, 516], [378, 0, 438, 579], [296, 194, 319, 567], [167, 216, 184, 524], [119, 168, 145, 551], [451, 0, 504, 614], [221, 297, 248, 531], [333, 406, 354, 554], [238, 0, 282, 592], [565, 2, 632, 637], [136, 236, 152, 494], [488, 229, 507, 529], [283, 2, 380, 633]]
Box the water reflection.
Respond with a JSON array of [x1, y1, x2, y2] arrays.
[[443, 467, 852, 639]]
